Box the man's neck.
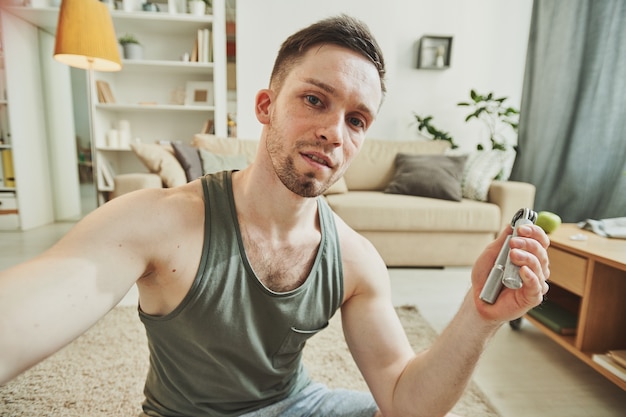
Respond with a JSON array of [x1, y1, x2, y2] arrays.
[[231, 166, 320, 236]]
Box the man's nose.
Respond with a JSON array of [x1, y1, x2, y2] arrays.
[[317, 113, 344, 145]]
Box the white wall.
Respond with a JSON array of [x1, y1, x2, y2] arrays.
[[236, 0, 532, 151]]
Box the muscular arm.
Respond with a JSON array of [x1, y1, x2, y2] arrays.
[[0, 185, 203, 384], [340, 221, 550, 417]]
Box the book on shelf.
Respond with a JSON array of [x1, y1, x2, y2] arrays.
[[205, 28, 212, 62], [96, 153, 115, 191], [192, 28, 212, 63], [197, 29, 203, 62], [0, 151, 4, 188], [191, 34, 198, 62], [1, 148, 15, 188], [592, 353, 626, 381], [608, 349, 626, 369], [526, 299, 578, 335], [200, 119, 214, 134], [95, 80, 115, 104]]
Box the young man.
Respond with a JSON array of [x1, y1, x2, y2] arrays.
[[0, 15, 549, 417]]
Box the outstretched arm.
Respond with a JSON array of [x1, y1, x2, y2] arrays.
[[340, 223, 550, 417], [0, 190, 171, 384]]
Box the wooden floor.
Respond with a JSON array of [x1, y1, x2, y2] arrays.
[[1, 221, 625, 416]]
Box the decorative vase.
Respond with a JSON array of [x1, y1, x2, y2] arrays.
[[188, 0, 206, 15]]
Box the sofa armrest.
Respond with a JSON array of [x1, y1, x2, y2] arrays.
[[487, 180, 537, 231], [111, 173, 163, 199]]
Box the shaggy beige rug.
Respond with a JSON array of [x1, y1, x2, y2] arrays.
[[0, 306, 500, 416]]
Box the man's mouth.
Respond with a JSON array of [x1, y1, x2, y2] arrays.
[[304, 153, 331, 167]]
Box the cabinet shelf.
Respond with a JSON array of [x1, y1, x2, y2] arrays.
[[122, 60, 214, 74], [95, 103, 214, 112], [112, 10, 213, 34], [528, 310, 626, 390], [97, 146, 133, 152], [523, 224, 626, 392], [1, 6, 213, 35], [1, 6, 58, 34]]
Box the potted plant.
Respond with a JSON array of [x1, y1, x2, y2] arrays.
[[119, 34, 143, 60], [457, 90, 519, 151]]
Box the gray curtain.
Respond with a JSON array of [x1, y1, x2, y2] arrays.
[[511, 0, 626, 223]]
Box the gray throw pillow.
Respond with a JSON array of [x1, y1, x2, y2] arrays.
[[384, 153, 468, 201], [171, 142, 203, 182]]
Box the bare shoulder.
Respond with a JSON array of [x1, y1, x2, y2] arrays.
[[107, 181, 204, 229], [331, 212, 390, 302], [54, 181, 206, 267]]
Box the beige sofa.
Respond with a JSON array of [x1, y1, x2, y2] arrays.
[[115, 134, 535, 267]]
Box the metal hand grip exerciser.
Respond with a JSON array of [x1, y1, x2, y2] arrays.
[[479, 208, 538, 304]]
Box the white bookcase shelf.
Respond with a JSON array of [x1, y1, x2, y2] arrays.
[[122, 59, 214, 74], [3, 2, 229, 205], [96, 103, 214, 112]]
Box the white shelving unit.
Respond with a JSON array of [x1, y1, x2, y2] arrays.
[[93, 2, 228, 203], [3, 2, 228, 205]]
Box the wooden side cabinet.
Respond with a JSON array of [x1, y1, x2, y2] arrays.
[[524, 224, 626, 391]]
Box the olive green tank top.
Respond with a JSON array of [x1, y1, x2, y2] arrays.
[[139, 171, 344, 417]]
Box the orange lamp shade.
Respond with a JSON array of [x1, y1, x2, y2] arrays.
[[53, 0, 122, 72]]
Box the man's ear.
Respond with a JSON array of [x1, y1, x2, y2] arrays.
[[255, 89, 273, 125]]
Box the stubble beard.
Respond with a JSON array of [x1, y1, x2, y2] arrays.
[[266, 125, 337, 198]]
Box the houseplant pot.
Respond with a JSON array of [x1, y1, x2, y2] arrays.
[[119, 34, 143, 60]]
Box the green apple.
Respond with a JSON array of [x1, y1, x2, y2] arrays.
[[536, 211, 562, 234]]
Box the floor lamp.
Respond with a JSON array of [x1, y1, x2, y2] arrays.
[[53, 0, 121, 207]]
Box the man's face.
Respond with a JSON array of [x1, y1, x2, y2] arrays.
[[263, 44, 382, 198]]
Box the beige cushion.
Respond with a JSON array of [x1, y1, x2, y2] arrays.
[[130, 143, 186, 188], [324, 177, 348, 195], [111, 173, 162, 198], [192, 134, 258, 164], [344, 139, 450, 191], [326, 191, 500, 232]]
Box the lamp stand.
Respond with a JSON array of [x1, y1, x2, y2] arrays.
[[85, 63, 100, 208]]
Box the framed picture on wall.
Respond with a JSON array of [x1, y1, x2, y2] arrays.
[[185, 81, 214, 106], [417, 35, 453, 69]]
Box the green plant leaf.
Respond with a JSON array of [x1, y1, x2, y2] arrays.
[[411, 113, 458, 148]]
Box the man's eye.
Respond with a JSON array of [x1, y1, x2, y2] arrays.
[[306, 95, 321, 106], [348, 117, 365, 129]]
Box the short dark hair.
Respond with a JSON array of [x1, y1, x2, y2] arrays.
[[269, 14, 386, 95]]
